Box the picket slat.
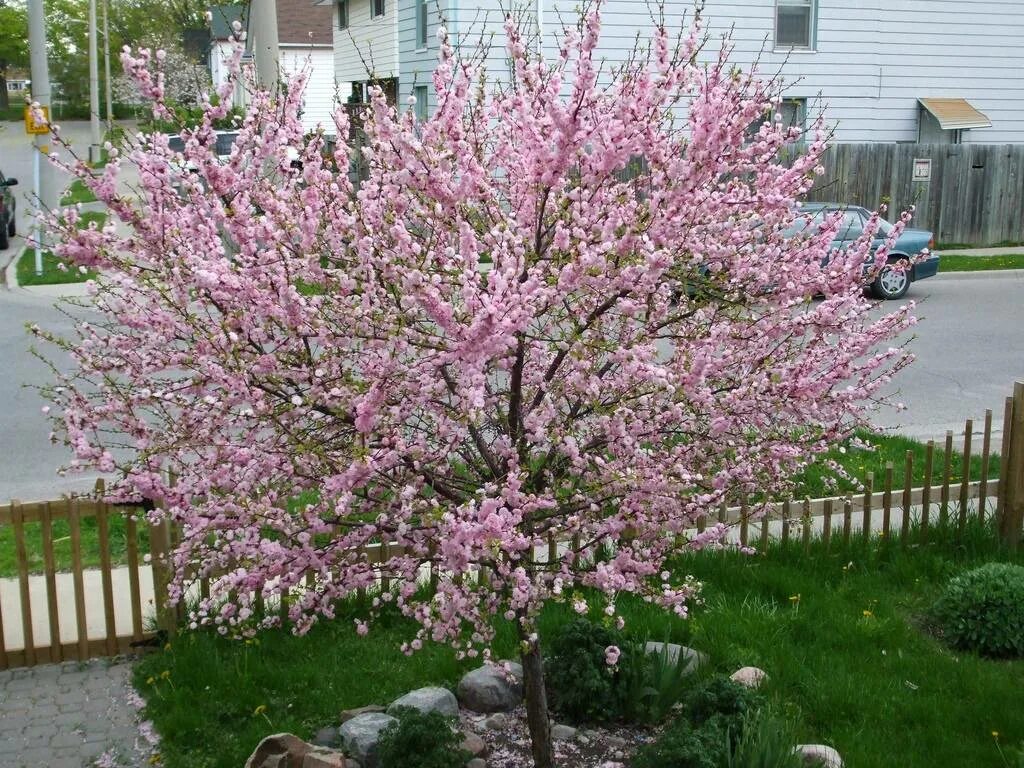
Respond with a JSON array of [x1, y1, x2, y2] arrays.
[[958, 420, 974, 534], [882, 463, 894, 539], [862, 472, 874, 541], [40, 502, 62, 662], [979, 409, 993, 520], [843, 495, 853, 545], [901, 452, 913, 544], [940, 430, 954, 528], [97, 501, 118, 656], [69, 498, 89, 660], [12, 504, 36, 666], [922, 440, 935, 541], [781, 500, 791, 545], [822, 499, 832, 549], [125, 514, 144, 642], [997, 396, 1014, 519]]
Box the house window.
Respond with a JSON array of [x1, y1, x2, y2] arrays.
[[372, 0, 385, 18], [416, 0, 428, 48], [779, 98, 806, 130], [414, 85, 428, 122], [337, 0, 348, 29], [775, 0, 815, 49]]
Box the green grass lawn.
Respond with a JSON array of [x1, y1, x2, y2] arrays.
[[60, 178, 99, 205], [0, 511, 148, 578], [15, 210, 104, 286], [940, 253, 1024, 272], [134, 520, 1024, 768], [683, 523, 1024, 768]]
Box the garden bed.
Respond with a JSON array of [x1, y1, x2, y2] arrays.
[[134, 519, 1024, 768]]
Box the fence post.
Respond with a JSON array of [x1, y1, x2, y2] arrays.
[[999, 382, 1024, 550]]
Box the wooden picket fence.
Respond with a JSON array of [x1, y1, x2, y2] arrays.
[[2, 381, 1023, 671]]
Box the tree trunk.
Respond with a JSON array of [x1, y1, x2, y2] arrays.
[[0, 76, 9, 110], [519, 628, 555, 768]]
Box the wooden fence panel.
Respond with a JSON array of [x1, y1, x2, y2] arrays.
[[805, 143, 1024, 245]]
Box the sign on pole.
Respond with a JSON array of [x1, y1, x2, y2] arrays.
[[24, 105, 50, 135], [912, 158, 932, 182]]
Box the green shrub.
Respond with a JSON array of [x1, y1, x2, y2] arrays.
[[376, 707, 469, 768], [723, 707, 804, 768], [632, 717, 730, 768], [931, 562, 1024, 658], [545, 618, 625, 723], [619, 639, 699, 724], [684, 675, 764, 736]]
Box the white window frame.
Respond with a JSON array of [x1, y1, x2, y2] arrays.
[[774, 0, 816, 51], [779, 97, 807, 131], [414, 84, 428, 123], [371, 0, 385, 19], [337, 0, 349, 30], [415, 0, 428, 49]]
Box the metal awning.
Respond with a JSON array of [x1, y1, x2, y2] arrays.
[[918, 98, 993, 130]]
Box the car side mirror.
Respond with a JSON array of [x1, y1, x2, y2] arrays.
[[2, 178, 17, 187]]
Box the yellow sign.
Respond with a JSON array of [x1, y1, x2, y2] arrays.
[[24, 105, 51, 135]]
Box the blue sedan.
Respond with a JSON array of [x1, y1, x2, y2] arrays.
[[790, 203, 939, 299]]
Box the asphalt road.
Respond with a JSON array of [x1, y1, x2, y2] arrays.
[[2, 270, 1021, 501]]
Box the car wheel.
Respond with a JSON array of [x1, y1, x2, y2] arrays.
[[871, 258, 910, 300], [0, 225, 8, 251], [7, 217, 13, 237]]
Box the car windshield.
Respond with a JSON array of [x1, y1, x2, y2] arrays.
[[784, 208, 895, 238]]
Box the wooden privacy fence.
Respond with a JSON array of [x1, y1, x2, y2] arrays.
[[803, 143, 1024, 247], [2, 382, 1023, 670]]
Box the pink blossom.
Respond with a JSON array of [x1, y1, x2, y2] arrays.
[[604, 645, 621, 666]]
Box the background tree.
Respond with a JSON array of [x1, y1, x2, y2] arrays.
[[38, 5, 917, 766], [0, 0, 29, 109]]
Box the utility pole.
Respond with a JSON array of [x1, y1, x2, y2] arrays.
[[27, 0, 58, 275], [249, 0, 280, 92], [88, 0, 102, 162], [103, 0, 113, 132]]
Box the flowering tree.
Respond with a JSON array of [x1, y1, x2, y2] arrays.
[[38, 4, 916, 766]]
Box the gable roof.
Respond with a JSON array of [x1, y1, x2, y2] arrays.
[[275, 0, 333, 46], [209, 2, 332, 47]]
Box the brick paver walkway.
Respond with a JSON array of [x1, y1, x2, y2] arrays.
[[0, 657, 149, 768]]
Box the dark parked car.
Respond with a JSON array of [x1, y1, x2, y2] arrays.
[[788, 203, 939, 299], [0, 171, 18, 251]]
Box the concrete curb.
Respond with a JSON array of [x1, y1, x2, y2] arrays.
[[932, 269, 1024, 281]]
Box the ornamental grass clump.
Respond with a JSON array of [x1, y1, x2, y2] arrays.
[[931, 562, 1024, 658], [36, 0, 917, 764]]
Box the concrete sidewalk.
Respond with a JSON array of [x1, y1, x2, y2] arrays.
[[0, 566, 156, 652], [936, 246, 1023, 256]]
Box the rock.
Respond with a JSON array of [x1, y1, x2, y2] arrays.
[[794, 744, 844, 768], [338, 712, 397, 768], [346, 761, 361, 768], [457, 662, 524, 713], [302, 748, 348, 768], [644, 641, 707, 674], [388, 686, 459, 718], [730, 666, 768, 689], [606, 736, 627, 749], [483, 713, 509, 731], [311, 726, 342, 748], [245, 733, 311, 768], [576, 734, 591, 746], [551, 724, 577, 742], [466, 760, 487, 768], [459, 731, 486, 757], [340, 705, 387, 724]]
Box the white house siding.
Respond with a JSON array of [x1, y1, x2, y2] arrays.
[[386, 0, 1024, 144], [564, 0, 1024, 144], [279, 45, 348, 134], [334, 0, 401, 84]]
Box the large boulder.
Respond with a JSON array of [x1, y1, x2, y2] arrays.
[[302, 748, 348, 768], [244, 733, 312, 768], [340, 705, 386, 723], [644, 641, 707, 674], [456, 662, 524, 713], [387, 686, 459, 717], [338, 712, 397, 768], [730, 666, 768, 689], [794, 744, 844, 768]]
